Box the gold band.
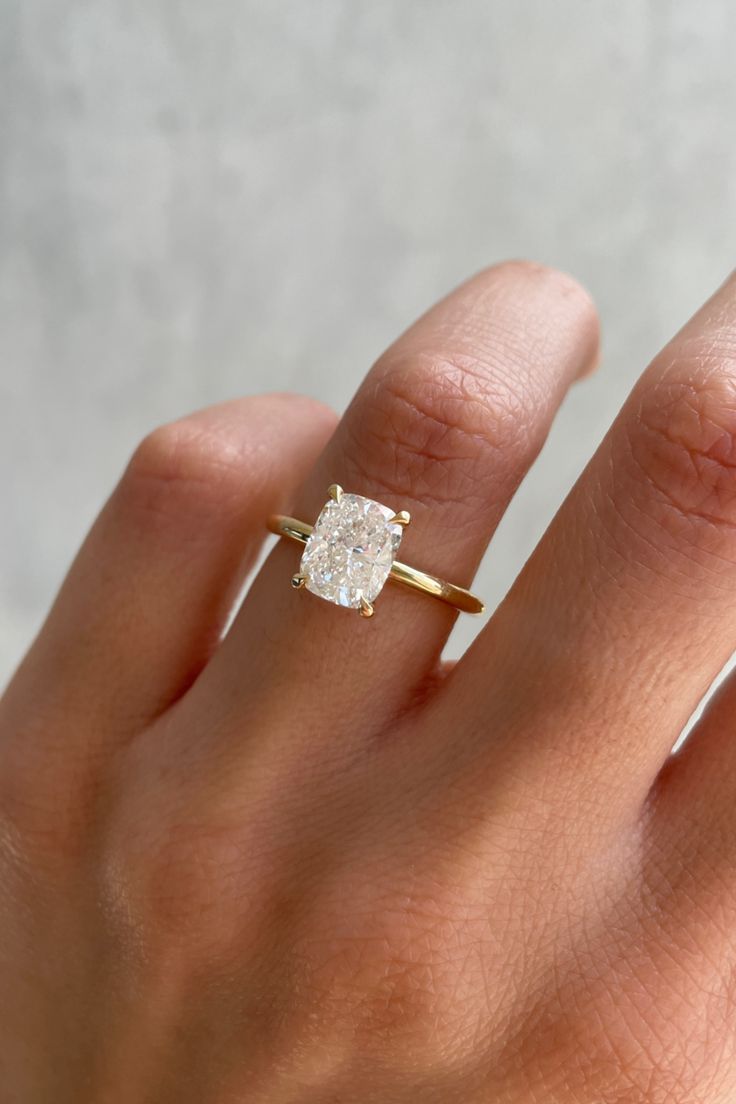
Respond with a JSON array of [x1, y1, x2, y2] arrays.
[[268, 514, 485, 615]]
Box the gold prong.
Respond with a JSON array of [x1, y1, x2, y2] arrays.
[[291, 573, 306, 589], [389, 510, 411, 527], [328, 483, 343, 502], [359, 597, 374, 618]]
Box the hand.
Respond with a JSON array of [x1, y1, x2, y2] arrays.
[[3, 262, 736, 1103]]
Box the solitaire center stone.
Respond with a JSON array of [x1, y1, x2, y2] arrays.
[[301, 493, 404, 609]]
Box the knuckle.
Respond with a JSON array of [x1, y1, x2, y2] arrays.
[[630, 357, 736, 538], [123, 418, 246, 527], [101, 812, 250, 959], [291, 869, 484, 1068], [349, 351, 539, 509], [340, 261, 598, 514]]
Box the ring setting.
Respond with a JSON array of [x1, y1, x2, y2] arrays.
[[268, 484, 485, 618]]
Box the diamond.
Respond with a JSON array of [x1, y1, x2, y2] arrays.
[[300, 492, 404, 610]]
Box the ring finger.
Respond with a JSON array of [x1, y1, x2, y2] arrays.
[[188, 262, 598, 754]]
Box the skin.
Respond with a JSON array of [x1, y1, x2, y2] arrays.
[[3, 261, 736, 1102]]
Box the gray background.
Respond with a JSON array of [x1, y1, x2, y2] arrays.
[[2, 1, 735, 682]]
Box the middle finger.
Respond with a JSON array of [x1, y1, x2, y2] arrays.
[[451, 272, 736, 816]]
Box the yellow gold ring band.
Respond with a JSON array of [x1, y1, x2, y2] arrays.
[[268, 513, 485, 616]]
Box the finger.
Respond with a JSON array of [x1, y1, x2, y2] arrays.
[[0, 395, 336, 760], [449, 270, 736, 816], [191, 262, 599, 752]]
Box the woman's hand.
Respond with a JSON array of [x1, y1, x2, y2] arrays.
[[4, 262, 736, 1103]]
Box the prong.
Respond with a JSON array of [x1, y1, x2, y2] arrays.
[[359, 597, 374, 619], [291, 573, 307, 590], [389, 510, 411, 527], [328, 483, 343, 502]]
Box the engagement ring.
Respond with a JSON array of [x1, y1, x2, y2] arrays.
[[268, 484, 485, 618]]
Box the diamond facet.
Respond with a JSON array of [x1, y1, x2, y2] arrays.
[[300, 492, 404, 609]]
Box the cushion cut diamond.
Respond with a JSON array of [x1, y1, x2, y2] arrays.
[[301, 493, 403, 609]]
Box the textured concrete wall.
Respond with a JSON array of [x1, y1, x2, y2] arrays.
[[2, 1, 735, 679]]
